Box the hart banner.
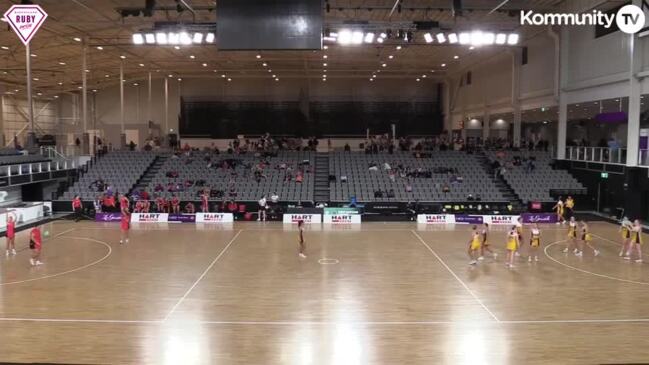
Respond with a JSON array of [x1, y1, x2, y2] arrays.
[[131, 213, 169, 223], [196, 213, 234, 223], [282, 214, 322, 224], [416, 214, 455, 224], [4, 5, 48, 45], [323, 214, 361, 224]]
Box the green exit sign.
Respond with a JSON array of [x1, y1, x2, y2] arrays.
[[601, 172, 609, 178]]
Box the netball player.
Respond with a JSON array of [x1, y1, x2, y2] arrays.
[[467, 226, 481, 265], [627, 219, 643, 263], [479, 223, 496, 260], [134, 199, 144, 213], [552, 197, 565, 225], [298, 220, 306, 258], [505, 226, 520, 268], [5, 214, 16, 256], [257, 195, 267, 222], [119, 193, 129, 214], [580, 221, 599, 257], [120, 208, 131, 244], [72, 194, 83, 222], [200, 189, 209, 213], [514, 217, 524, 257], [619, 217, 633, 257], [29, 225, 43, 266], [563, 217, 579, 254], [528, 223, 541, 262]]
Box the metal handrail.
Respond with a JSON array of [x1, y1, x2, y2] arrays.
[[565, 146, 627, 165]]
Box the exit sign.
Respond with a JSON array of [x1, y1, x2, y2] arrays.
[[601, 172, 609, 178]]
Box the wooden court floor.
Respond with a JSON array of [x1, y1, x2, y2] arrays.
[[1, 220, 649, 364]]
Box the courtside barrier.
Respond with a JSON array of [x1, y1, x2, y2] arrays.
[[282, 214, 322, 224], [323, 214, 361, 224], [196, 212, 234, 223]]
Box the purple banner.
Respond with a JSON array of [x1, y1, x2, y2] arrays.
[[454, 215, 484, 225], [168, 214, 196, 223], [522, 213, 558, 224], [95, 212, 122, 222]]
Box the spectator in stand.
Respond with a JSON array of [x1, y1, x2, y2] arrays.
[[185, 202, 195, 214], [442, 184, 450, 193], [295, 170, 304, 183], [170, 195, 180, 214], [156, 195, 167, 213], [344, 143, 351, 152], [140, 189, 150, 201], [227, 199, 238, 213], [270, 192, 279, 204]]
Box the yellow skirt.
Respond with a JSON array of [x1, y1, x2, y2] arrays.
[[506, 240, 518, 251], [530, 239, 540, 247], [470, 241, 481, 250]]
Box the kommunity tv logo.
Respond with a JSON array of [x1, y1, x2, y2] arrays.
[[521, 4, 645, 34]]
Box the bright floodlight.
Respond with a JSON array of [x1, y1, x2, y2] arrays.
[[482, 32, 495, 45], [459, 32, 470, 45], [377, 37, 384, 43], [156, 32, 168, 44], [168, 32, 180, 45], [380, 32, 387, 38], [338, 30, 352, 45], [145, 33, 155, 44], [193, 32, 204, 44], [329, 32, 338, 38], [132, 33, 144, 45], [436, 33, 446, 43], [352, 31, 364, 44], [507, 33, 519, 45], [448, 33, 458, 44], [179, 32, 192, 45], [205, 33, 215, 43], [495, 33, 507, 45], [364, 32, 375, 43], [470, 31, 483, 46], [424, 33, 433, 43]]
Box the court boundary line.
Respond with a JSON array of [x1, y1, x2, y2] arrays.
[[410, 230, 500, 323], [544, 239, 649, 286], [162, 229, 243, 322], [1, 235, 112, 286]]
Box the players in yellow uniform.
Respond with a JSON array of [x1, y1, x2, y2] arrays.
[[563, 217, 579, 255], [467, 226, 482, 265], [565, 196, 575, 221], [514, 217, 523, 257], [528, 223, 541, 262], [505, 226, 520, 268], [627, 219, 643, 263], [479, 223, 497, 260], [580, 221, 599, 257], [552, 197, 565, 225], [619, 217, 633, 258]]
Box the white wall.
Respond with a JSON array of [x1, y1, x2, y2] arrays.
[[1, 95, 59, 147]]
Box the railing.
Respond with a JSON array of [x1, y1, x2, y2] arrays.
[[0, 159, 77, 178], [639, 149, 649, 167], [565, 146, 627, 165], [39, 146, 70, 160]]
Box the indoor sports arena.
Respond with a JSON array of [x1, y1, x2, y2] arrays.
[[1, 0, 649, 364]]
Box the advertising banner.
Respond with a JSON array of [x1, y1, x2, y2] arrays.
[[323, 214, 361, 224], [416, 214, 455, 224], [323, 207, 359, 215], [168, 214, 196, 223], [95, 212, 122, 222], [521, 213, 558, 224], [482, 215, 520, 225], [454, 215, 484, 225], [282, 214, 322, 224], [131, 213, 169, 223], [195, 213, 234, 223]]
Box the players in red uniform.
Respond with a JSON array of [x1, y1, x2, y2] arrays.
[[120, 208, 131, 244], [119, 194, 130, 214], [156, 196, 167, 213], [201, 189, 209, 213], [185, 202, 195, 214], [5, 214, 16, 256], [29, 225, 43, 266], [72, 195, 83, 222], [171, 195, 180, 214], [142, 199, 150, 213], [298, 220, 306, 258], [134, 199, 144, 213]]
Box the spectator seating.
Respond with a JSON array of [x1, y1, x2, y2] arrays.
[[486, 150, 585, 203], [0, 154, 50, 166], [58, 151, 156, 201], [144, 150, 314, 202], [329, 151, 506, 202]]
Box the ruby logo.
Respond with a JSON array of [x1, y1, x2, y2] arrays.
[[4, 5, 48, 45]]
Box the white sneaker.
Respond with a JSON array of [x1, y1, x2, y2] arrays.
[[624, 256, 631, 260], [509, 265, 515, 269], [35, 261, 43, 265], [119, 240, 123, 244], [29, 258, 34, 266], [299, 253, 306, 258], [563, 248, 569, 253], [573, 248, 579, 254], [125, 239, 129, 244], [469, 260, 477, 265], [11, 249, 15, 255], [492, 253, 498, 259], [535, 256, 539, 262], [619, 251, 624, 257], [594, 250, 600, 257], [477, 256, 484, 261], [556, 222, 560, 225], [528, 256, 532, 262], [575, 251, 583, 257], [515, 251, 520, 257], [636, 259, 643, 263], [257, 218, 261, 221]]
